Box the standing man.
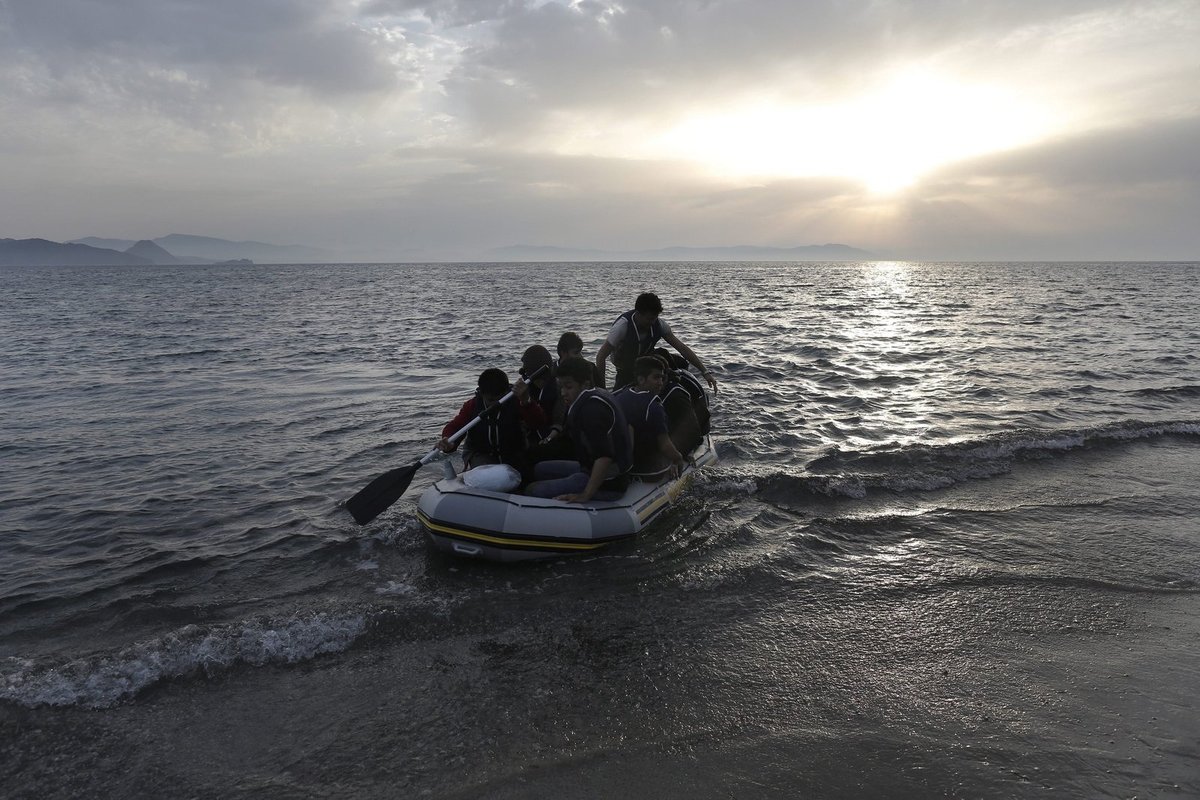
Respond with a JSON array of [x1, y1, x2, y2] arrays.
[[595, 292, 719, 393]]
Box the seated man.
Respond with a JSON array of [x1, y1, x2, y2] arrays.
[[614, 356, 687, 480], [514, 345, 578, 478], [653, 348, 709, 455], [437, 368, 546, 470], [524, 356, 633, 503], [519, 344, 559, 442], [556, 330, 606, 387]]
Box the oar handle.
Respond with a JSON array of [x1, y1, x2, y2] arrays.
[[421, 363, 550, 466]]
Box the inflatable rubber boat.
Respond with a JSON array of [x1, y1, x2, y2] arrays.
[[417, 435, 717, 561]]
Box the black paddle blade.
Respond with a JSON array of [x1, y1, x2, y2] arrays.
[[345, 461, 421, 525]]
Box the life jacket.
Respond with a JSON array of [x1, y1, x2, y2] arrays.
[[659, 369, 709, 456], [653, 348, 690, 371], [465, 395, 526, 463], [610, 310, 663, 378], [529, 378, 559, 439], [614, 387, 670, 473], [566, 388, 633, 474], [672, 369, 711, 434]]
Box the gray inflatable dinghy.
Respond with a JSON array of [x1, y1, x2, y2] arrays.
[[417, 435, 717, 561]]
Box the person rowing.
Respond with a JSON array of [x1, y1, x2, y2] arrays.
[[436, 368, 547, 470]]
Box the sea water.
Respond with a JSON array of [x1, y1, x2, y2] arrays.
[[1, 261, 1198, 798]]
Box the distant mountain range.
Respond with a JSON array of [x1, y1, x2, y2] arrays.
[[485, 243, 877, 262], [0, 234, 332, 266], [2, 235, 878, 266], [72, 234, 332, 264], [1, 238, 149, 266]]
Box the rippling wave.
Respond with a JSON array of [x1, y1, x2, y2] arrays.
[[793, 418, 1200, 498], [1, 609, 367, 708]]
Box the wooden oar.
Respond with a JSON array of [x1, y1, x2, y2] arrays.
[[345, 365, 548, 525]]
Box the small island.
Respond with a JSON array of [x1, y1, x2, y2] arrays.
[[0, 235, 313, 266]]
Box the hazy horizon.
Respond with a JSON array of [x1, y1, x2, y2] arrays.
[[2, 0, 1198, 262]]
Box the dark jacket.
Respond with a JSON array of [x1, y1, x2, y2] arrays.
[[441, 395, 547, 465], [660, 370, 708, 455], [566, 388, 633, 474], [671, 368, 711, 434], [529, 378, 560, 440], [613, 387, 670, 472]]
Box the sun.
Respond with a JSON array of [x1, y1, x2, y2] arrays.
[[644, 70, 1056, 193]]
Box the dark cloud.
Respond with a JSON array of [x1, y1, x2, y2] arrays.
[[4, 0, 408, 105], [894, 115, 1200, 259], [435, 0, 1123, 130], [931, 115, 1200, 187]]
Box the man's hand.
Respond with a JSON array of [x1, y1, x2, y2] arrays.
[[436, 437, 458, 453]]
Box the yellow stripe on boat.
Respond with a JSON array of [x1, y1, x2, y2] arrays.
[[636, 472, 696, 522], [636, 494, 670, 523], [418, 510, 610, 551]]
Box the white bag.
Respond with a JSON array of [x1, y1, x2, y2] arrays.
[[461, 463, 521, 492]]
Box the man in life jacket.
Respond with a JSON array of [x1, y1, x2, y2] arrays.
[[524, 356, 633, 503], [519, 345, 559, 442], [436, 368, 547, 469], [595, 292, 719, 394], [556, 330, 606, 387], [614, 356, 688, 480], [526, 332, 606, 454], [652, 348, 710, 455]]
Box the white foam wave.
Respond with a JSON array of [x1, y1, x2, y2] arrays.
[[964, 432, 1085, 459], [371, 513, 423, 546], [801, 420, 1200, 498], [1, 610, 366, 709], [696, 473, 759, 496], [942, 420, 1200, 467], [375, 580, 418, 596], [1105, 421, 1200, 440]]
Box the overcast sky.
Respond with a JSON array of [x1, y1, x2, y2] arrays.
[[2, 0, 1197, 260]]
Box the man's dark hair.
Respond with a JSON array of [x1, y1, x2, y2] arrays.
[[477, 368, 510, 397], [521, 345, 553, 377], [634, 292, 663, 315], [555, 356, 595, 386], [652, 347, 688, 371], [556, 331, 583, 357], [635, 356, 666, 381]]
